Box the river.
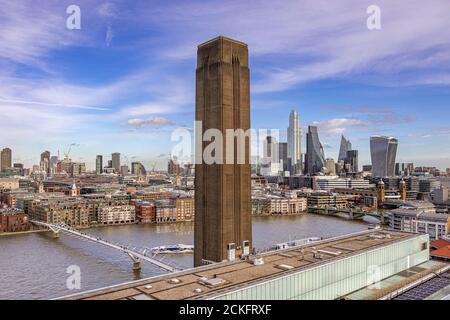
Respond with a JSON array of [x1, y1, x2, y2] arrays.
[[0, 214, 372, 300]]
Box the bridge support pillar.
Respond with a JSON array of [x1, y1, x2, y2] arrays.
[[133, 261, 141, 271], [48, 227, 60, 238], [128, 253, 141, 271]]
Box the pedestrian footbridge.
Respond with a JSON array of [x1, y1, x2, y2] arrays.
[[30, 220, 184, 272]]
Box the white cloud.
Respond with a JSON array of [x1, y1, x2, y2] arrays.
[[127, 117, 175, 128], [105, 25, 114, 46], [136, 0, 450, 92], [0, 2, 85, 66], [312, 118, 367, 136]]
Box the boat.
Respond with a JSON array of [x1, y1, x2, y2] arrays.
[[151, 244, 194, 254], [272, 237, 322, 250]]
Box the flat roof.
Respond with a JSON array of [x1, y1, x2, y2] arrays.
[[61, 229, 424, 300], [345, 260, 449, 300], [198, 36, 248, 48]]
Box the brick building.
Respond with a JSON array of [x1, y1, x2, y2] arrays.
[[175, 197, 195, 221], [135, 201, 156, 223], [0, 208, 30, 233]]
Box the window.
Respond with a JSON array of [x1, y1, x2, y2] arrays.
[[421, 242, 428, 251]]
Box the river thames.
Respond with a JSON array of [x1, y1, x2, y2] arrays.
[[0, 214, 374, 299]]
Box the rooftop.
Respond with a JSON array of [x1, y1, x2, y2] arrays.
[[62, 229, 423, 300], [198, 36, 248, 48], [431, 246, 450, 260]]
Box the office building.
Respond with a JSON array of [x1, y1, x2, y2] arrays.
[[96, 155, 103, 175], [260, 136, 281, 176], [419, 177, 441, 193], [194, 36, 252, 266], [305, 126, 326, 175], [389, 208, 449, 240], [370, 136, 398, 177], [396, 162, 414, 176], [72, 162, 86, 177], [168, 159, 181, 175], [1, 148, 12, 171], [338, 135, 352, 162], [325, 158, 336, 175], [131, 162, 147, 176], [346, 150, 359, 172], [49, 156, 58, 176], [120, 165, 129, 176], [112, 153, 121, 172], [40, 151, 50, 175], [263, 136, 278, 161], [278, 142, 288, 173], [431, 187, 450, 204], [316, 177, 370, 191], [287, 110, 302, 174]]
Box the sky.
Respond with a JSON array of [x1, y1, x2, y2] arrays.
[[0, 0, 450, 171]]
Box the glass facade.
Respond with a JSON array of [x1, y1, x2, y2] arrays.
[[339, 135, 352, 162], [213, 234, 429, 300], [287, 110, 302, 174], [305, 126, 326, 175], [370, 136, 398, 177]]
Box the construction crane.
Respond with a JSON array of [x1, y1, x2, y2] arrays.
[[152, 153, 170, 172], [63, 143, 79, 160]]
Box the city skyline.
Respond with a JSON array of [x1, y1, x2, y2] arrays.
[[0, 122, 448, 173], [1, 2, 450, 304], [1, 1, 450, 170]]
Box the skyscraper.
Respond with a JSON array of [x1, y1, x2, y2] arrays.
[[263, 136, 279, 161], [346, 150, 359, 172], [260, 136, 281, 176], [1, 148, 12, 171], [325, 158, 337, 175], [50, 156, 58, 176], [278, 142, 288, 172], [370, 136, 398, 177], [111, 153, 120, 172], [96, 155, 103, 175], [305, 126, 326, 175], [40, 151, 51, 175], [338, 135, 352, 162], [287, 110, 302, 174], [131, 162, 147, 176], [168, 158, 181, 175], [194, 36, 252, 267]]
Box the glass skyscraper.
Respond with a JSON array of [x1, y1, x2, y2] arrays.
[[287, 110, 302, 174], [96, 155, 103, 175], [111, 152, 121, 172], [305, 126, 326, 175], [338, 135, 352, 162], [370, 136, 398, 177]]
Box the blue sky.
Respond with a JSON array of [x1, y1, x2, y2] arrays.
[[0, 0, 450, 170]]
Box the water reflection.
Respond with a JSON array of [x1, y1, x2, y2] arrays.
[[0, 214, 367, 299]]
